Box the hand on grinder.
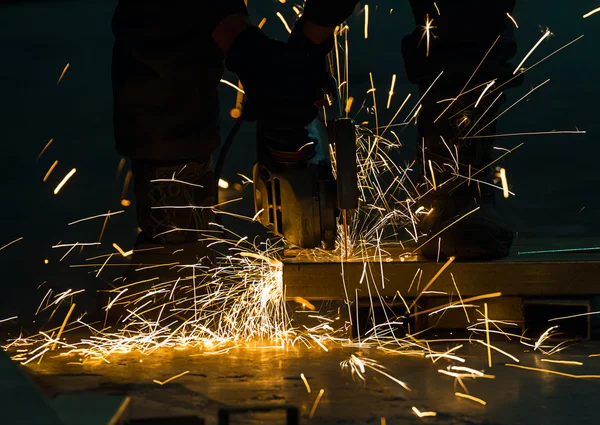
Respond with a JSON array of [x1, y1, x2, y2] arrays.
[[222, 25, 324, 129]]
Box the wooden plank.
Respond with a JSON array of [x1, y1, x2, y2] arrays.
[[283, 260, 600, 299]]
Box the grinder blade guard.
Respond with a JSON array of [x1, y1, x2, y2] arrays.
[[253, 79, 358, 250]]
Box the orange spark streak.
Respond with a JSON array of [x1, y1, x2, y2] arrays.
[[506, 12, 518, 28], [541, 359, 583, 366], [455, 392, 486, 405], [412, 406, 437, 418], [583, 7, 600, 18], [153, 370, 190, 385], [57, 63, 70, 85], [309, 389, 325, 419], [51, 303, 76, 351], [112, 243, 133, 257], [300, 373, 311, 393], [98, 210, 110, 242], [53, 168, 76, 195], [499, 168, 509, 198], [505, 363, 600, 379], [409, 256, 455, 310], [513, 29, 551, 74], [43, 160, 59, 182], [0, 236, 23, 252], [386, 74, 397, 109], [364, 5, 369, 39], [276, 12, 292, 33], [484, 303, 492, 367], [36, 138, 54, 162], [412, 207, 481, 254], [410, 293, 503, 317]]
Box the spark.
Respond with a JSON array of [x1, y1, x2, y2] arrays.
[[412, 407, 437, 418], [506, 12, 518, 28], [455, 392, 487, 405], [258, 17, 267, 28], [386, 74, 397, 109], [583, 7, 600, 18], [218, 179, 229, 189], [369, 72, 379, 135], [345, 96, 355, 114], [434, 37, 499, 123], [219, 79, 245, 93], [450, 366, 484, 377], [112, 243, 133, 257], [433, 2, 440, 15], [483, 303, 492, 367], [409, 256, 455, 310], [252, 208, 264, 221], [411, 293, 503, 317], [518, 246, 600, 255], [0, 236, 23, 252], [21, 348, 50, 365], [364, 5, 369, 39], [0, 316, 18, 324], [549, 311, 600, 322], [427, 160, 437, 190], [309, 389, 325, 419], [506, 364, 600, 379], [53, 168, 77, 195], [293, 297, 315, 311], [466, 130, 586, 139], [276, 12, 292, 34], [150, 178, 204, 189], [535, 326, 559, 351], [57, 63, 70, 85], [412, 207, 481, 254], [69, 210, 124, 226], [513, 29, 552, 74], [476, 340, 520, 363], [475, 81, 495, 108], [298, 141, 315, 151], [426, 353, 465, 363], [471, 79, 551, 137], [451, 273, 469, 322], [541, 359, 583, 366], [42, 160, 59, 182], [153, 370, 190, 385], [36, 138, 55, 162], [52, 303, 76, 351], [419, 14, 436, 57], [300, 373, 311, 393]]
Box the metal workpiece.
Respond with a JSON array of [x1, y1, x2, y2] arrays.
[[282, 247, 600, 300]]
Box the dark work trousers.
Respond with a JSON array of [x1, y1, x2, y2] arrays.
[[111, 0, 519, 164]]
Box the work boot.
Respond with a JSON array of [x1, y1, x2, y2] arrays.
[[98, 159, 216, 324], [416, 91, 513, 260]]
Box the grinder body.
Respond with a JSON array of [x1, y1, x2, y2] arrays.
[[253, 80, 358, 250]]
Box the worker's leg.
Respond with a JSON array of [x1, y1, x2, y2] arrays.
[[112, 2, 224, 245], [401, 0, 522, 260]]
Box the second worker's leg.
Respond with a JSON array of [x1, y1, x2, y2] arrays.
[[105, 2, 224, 321], [402, 0, 523, 260]]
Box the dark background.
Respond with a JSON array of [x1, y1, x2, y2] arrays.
[[1, 0, 599, 318]]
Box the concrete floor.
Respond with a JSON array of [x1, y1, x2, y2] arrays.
[[13, 339, 600, 424]]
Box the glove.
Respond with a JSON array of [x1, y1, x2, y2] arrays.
[[225, 26, 321, 128]]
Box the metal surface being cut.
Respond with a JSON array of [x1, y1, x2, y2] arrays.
[[283, 239, 600, 300]]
